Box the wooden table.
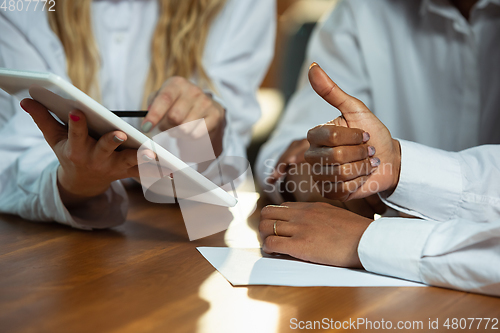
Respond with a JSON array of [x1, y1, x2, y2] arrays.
[[1, 185, 499, 333]]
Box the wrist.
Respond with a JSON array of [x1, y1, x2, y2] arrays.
[[57, 167, 111, 208]]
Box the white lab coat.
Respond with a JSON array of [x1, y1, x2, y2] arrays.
[[0, 0, 276, 228], [256, 0, 500, 201], [359, 141, 500, 297]]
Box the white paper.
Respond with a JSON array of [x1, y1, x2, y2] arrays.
[[197, 247, 425, 287]]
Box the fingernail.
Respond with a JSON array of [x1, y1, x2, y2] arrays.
[[370, 157, 381, 167], [142, 154, 154, 162], [309, 62, 319, 70], [113, 136, 125, 143], [368, 146, 376, 156], [69, 114, 80, 122], [20, 101, 29, 113], [141, 121, 153, 133], [363, 132, 370, 142]]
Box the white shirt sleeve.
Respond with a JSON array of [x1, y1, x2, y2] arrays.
[[255, 0, 372, 202], [382, 140, 500, 222], [201, 0, 275, 186], [359, 217, 500, 297], [0, 15, 128, 229], [359, 141, 500, 296]]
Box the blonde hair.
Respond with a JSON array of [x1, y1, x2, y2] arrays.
[[48, 0, 226, 105]]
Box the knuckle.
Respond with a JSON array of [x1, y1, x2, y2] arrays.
[[190, 85, 203, 96], [303, 150, 314, 163], [157, 91, 173, 106], [332, 147, 344, 163], [330, 130, 339, 145], [123, 154, 137, 169], [339, 164, 351, 178], [166, 110, 181, 126], [168, 76, 185, 86]]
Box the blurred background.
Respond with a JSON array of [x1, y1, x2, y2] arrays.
[[248, 0, 339, 168]]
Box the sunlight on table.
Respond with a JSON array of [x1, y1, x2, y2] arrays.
[[196, 271, 283, 333], [223, 191, 261, 248]]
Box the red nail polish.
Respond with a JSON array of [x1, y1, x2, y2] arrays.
[[69, 114, 80, 122], [20, 101, 29, 113]]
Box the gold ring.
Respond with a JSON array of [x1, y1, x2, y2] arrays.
[[273, 220, 279, 236]]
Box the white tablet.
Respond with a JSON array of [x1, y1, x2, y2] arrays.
[[0, 67, 237, 208]]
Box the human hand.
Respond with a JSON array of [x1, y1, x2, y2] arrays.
[[21, 99, 156, 208], [259, 202, 373, 268], [142, 77, 226, 156], [304, 63, 401, 200], [267, 139, 309, 184]]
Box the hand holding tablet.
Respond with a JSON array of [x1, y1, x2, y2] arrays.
[[0, 68, 237, 208]]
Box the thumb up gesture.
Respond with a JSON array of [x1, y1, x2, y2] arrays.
[[304, 63, 401, 201]]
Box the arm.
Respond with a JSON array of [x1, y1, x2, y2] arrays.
[[140, 0, 276, 185], [258, 63, 500, 297], [359, 217, 500, 297], [0, 15, 136, 229], [206, 0, 276, 164], [382, 141, 500, 222], [256, 0, 372, 200]]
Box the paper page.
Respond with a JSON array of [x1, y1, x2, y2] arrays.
[[197, 247, 425, 287]]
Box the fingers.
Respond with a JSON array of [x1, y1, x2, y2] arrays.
[[308, 63, 369, 119], [93, 131, 128, 160], [305, 143, 373, 165], [157, 97, 194, 131], [142, 78, 183, 132], [269, 139, 309, 183], [20, 99, 67, 147], [67, 110, 89, 153], [307, 124, 368, 147], [183, 93, 215, 125], [262, 236, 297, 255], [259, 219, 296, 239], [113, 148, 157, 170], [311, 159, 376, 182], [260, 205, 295, 221]]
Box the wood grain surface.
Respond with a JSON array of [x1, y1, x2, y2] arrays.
[[1, 185, 499, 333]]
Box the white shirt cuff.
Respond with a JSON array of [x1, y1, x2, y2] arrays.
[[358, 217, 438, 283], [45, 161, 128, 229], [381, 140, 462, 221]]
